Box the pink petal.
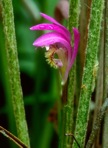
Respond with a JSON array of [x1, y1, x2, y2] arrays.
[[33, 32, 71, 52], [62, 28, 80, 84], [30, 23, 70, 42], [40, 13, 61, 26], [40, 13, 71, 41]]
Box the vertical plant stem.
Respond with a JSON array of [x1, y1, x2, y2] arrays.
[[103, 0, 108, 146], [73, 0, 104, 147], [59, 0, 80, 148], [92, 15, 104, 147], [68, 0, 80, 29], [86, 98, 108, 148], [0, 24, 17, 148], [0, 0, 30, 147], [76, 0, 92, 98]]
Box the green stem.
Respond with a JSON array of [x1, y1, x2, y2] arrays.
[[86, 98, 108, 148], [0, 23, 17, 148], [0, 0, 30, 147], [68, 0, 80, 29], [73, 0, 104, 147], [59, 0, 80, 148], [103, 0, 108, 146]]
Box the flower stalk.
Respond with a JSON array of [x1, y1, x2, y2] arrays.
[[60, 0, 80, 147], [0, 0, 30, 147]]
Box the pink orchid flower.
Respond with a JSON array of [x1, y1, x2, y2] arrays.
[[30, 13, 80, 85]]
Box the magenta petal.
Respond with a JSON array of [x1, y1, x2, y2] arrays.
[[30, 23, 55, 30], [62, 28, 80, 84], [40, 13, 71, 40], [69, 28, 80, 69], [30, 23, 70, 41], [40, 13, 60, 26], [33, 32, 71, 51]]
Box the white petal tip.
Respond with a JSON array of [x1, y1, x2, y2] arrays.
[[45, 46, 50, 51], [30, 27, 33, 30]]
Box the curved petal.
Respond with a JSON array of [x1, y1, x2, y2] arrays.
[[69, 28, 80, 69], [61, 28, 80, 84], [33, 32, 71, 54], [40, 13, 59, 25], [30, 23, 70, 42], [40, 13, 71, 41]]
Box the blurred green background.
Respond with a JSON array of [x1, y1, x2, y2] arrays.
[[0, 0, 61, 147]]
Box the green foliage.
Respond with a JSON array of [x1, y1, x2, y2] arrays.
[[0, 0, 107, 148], [0, 0, 59, 148]]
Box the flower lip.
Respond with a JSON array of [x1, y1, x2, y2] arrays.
[[45, 45, 63, 69]]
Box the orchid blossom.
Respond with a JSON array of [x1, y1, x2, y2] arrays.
[[30, 13, 80, 85]]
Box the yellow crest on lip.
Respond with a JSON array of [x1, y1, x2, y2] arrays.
[[45, 47, 58, 69]]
